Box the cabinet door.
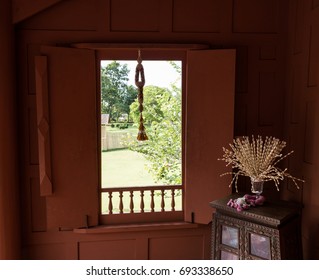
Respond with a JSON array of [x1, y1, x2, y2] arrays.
[[212, 214, 242, 260], [220, 224, 240, 260], [249, 232, 271, 259], [244, 226, 280, 260]]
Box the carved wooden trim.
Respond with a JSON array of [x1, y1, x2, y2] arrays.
[[214, 205, 281, 227], [211, 213, 217, 259], [213, 212, 281, 260], [210, 194, 301, 227], [35, 56, 53, 196]]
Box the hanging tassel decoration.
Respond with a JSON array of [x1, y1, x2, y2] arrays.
[[135, 50, 148, 141]]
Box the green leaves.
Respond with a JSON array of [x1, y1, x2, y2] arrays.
[[101, 61, 137, 120], [103, 60, 182, 185], [126, 85, 182, 185]]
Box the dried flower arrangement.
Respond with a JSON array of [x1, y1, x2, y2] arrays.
[[219, 135, 304, 192]]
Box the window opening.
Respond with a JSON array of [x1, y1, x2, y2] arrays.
[[100, 59, 183, 216]]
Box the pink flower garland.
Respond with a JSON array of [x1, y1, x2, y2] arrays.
[[227, 195, 266, 212]]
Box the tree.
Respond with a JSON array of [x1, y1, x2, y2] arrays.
[[126, 85, 182, 185], [100, 61, 137, 121], [122, 85, 137, 122], [129, 85, 168, 125]]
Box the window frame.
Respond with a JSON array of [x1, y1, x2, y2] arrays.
[[96, 48, 188, 225]]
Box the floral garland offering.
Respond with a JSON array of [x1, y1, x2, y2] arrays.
[[227, 194, 266, 212], [219, 135, 304, 192]]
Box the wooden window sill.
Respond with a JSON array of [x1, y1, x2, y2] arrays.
[[73, 222, 199, 234]]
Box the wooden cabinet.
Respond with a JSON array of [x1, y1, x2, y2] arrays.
[[210, 194, 302, 260]]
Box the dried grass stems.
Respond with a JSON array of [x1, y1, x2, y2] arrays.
[[219, 135, 305, 192]]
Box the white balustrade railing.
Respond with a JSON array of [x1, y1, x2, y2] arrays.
[[100, 186, 183, 224]]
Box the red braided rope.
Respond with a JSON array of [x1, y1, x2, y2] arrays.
[[135, 50, 148, 141]]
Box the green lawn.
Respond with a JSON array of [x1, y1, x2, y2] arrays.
[[101, 149, 182, 213], [101, 149, 162, 188]]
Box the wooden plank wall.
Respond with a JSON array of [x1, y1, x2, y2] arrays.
[[15, 0, 296, 259], [0, 0, 20, 260], [283, 0, 319, 259]]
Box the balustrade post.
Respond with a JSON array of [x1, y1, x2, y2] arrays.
[[150, 190, 155, 212], [108, 192, 113, 214], [171, 189, 175, 211], [161, 189, 165, 212], [140, 190, 144, 213], [119, 191, 123, 214], [129, 190, 134, 213]]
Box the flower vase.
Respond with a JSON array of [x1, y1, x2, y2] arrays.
[[250, 178, 264, 197]]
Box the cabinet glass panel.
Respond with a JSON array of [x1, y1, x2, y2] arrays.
[[221, 225, 239, 248], [220, 250, 238, 260], [250, 233, 271, 259]]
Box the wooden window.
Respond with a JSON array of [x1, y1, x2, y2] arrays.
[[35, 44, 235, 230]]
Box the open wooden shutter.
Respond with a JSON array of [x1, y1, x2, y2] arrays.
[[185, 49, 236, 224], [36, 46, 98, 230]]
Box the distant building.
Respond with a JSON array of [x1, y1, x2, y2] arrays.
[[101, 114, 110, 125]]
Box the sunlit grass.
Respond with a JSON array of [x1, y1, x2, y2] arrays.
[[101, 149, 163, 188], [101, 149, 182, 214]]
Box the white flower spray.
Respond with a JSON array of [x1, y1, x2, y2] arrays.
[[219, 135, 304, 192]]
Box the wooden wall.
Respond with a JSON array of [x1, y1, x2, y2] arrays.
[[14, 0, 297, 259], [283, 0, 319, 259], [0, 0, 20, 260]]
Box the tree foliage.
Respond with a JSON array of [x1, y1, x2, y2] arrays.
[[101, 61, 137, 121], [126, 85, 182, 185], [102, 60, 182, 185]]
